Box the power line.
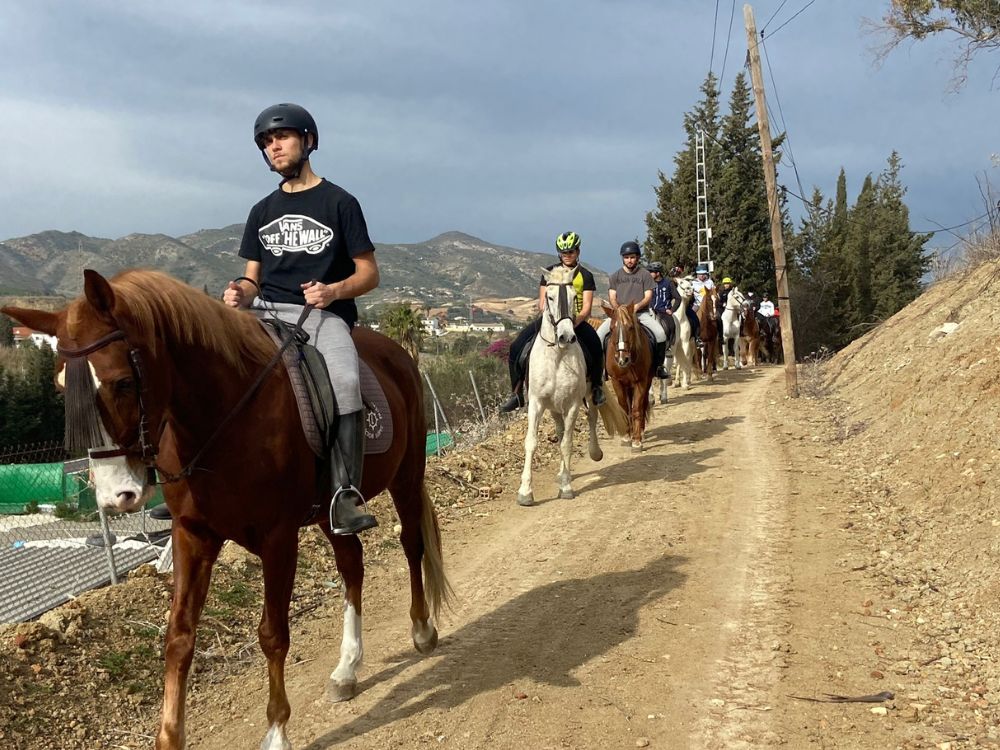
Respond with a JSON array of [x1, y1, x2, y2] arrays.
[[761, 0, 790, 34], [761, 38, 811, 220], [698, 125, 990, 239], [719, 0, 738, 89], [763, 0, 818, 41], [709, 0, 721, 76]]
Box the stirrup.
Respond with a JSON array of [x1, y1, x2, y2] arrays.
[[329, 485, 378, 536]]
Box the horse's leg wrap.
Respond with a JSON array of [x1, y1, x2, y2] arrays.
[[330, 411, 378, 536]]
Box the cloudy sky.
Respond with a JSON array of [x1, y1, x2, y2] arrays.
[[3, 0, 996, 272]]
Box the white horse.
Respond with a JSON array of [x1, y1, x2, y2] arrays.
[[670, 278, 696, 390], [720, 287, 746, 370], [517, 266, 627, 507]]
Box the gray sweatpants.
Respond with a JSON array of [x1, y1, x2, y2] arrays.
[[253, 301, 363, 415]]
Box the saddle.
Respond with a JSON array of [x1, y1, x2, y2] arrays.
[[258, 318, 393, 458]]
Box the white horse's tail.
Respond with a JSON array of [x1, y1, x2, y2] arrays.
[[597, 397, 629, 437]]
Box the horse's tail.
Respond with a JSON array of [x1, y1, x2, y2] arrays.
[[597, 397, 629, 437], [419, 483, 454, 621]]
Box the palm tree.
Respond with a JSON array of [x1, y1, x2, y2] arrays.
[[379, 304, 425, 362]]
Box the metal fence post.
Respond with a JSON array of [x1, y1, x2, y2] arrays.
[[422, 371, 457, 448], [96, 506, 119, 585], [469, 370, 487, 424]]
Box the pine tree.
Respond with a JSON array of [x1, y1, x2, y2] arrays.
[[645, 73, 723, 270]]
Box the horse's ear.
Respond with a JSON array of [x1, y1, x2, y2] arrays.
[[1, 306, 58, 335], [83, 270, 117, 319]]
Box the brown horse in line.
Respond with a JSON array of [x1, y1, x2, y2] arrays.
[[740, 299, 763, 367], [2, 269, 451, 750], [696, 286, 720, 381], [602, 302, 653, 453]]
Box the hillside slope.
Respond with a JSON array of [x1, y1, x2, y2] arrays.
[[815, 259, 1000, 723]]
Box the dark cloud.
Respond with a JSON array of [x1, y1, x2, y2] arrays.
[[2, 0, 995, 271]]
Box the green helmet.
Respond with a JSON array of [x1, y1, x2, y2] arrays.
[[556, 231, 581, 253]]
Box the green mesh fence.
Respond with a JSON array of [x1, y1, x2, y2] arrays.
[[425, 431, 453, 455], [0, 462, 65, 514]]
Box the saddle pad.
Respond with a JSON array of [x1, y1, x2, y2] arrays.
[[259, 322, 393, 457], [359, 359, 392, 455]]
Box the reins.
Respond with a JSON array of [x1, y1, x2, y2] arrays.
[[60, 277, 315, 485]]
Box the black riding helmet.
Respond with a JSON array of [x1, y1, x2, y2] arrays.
[[620, 240, 641, 257], [253, 103, 318, 176]]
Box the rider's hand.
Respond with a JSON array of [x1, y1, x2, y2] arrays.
[[223, 281, 244, 308], [301, 280, 337, 308]]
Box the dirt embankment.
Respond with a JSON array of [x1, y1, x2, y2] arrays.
[[2, 262, 999, 749]]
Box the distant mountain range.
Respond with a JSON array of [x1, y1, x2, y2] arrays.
[[0, 228, 609, 317]]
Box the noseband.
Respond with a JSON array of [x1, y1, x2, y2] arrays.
[[58, 329, 160, 485], [539, 282, 574, 347]]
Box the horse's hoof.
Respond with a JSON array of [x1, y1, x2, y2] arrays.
[[558, 489, 575, 499], [413, 627, 439, 654], [659, 397, 667, 405], [326, 678, 358, 703], [631, 444, 643, 454], [589, 448, 604, 462], [517, 493, 535, 507], [619, 437, 630, 447]]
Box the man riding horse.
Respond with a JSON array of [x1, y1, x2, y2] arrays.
[[500, 231, 606, 412], [596, 242, 669, 381]]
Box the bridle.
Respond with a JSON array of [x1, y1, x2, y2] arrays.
[[58, 291, 313, 485], [58, 329, 160, 485], [539, 282, 574, 347], [612, 307, 636, 367]]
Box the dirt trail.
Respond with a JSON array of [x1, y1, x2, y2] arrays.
[[186, 368, 918, 749]]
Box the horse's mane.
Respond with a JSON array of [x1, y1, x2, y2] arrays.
[[96, 270, 275, 376], [612, 304, 641, 338]]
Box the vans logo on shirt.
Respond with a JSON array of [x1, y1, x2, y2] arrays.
[[259, 215, 335, 256]]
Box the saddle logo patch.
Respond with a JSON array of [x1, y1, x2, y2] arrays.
[[259, 214, 334, 257], [365, 405, 385, 441]]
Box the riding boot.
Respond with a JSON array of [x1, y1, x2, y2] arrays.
[[591, 384, 606, 406], [329, 411, 378, 536], [654, 341, 669, 379], [499, 382, 525, 413]]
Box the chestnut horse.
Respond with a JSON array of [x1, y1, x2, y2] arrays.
[[602, 302, 653, 453], [2, 269, 451, 750], [696, 286, 720, 381], [740, 298, 763, 367]]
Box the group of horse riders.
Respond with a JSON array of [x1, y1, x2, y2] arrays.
[[498, 232, 784, 413]]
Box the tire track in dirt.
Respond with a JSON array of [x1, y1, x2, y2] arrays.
[[187, 368, 798, 749]]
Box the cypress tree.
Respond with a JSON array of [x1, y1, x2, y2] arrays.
[[870, 152, 932, 318], [0, 314, 13, 347]]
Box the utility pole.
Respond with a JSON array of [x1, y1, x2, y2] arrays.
[[744, 3, 798, 397]]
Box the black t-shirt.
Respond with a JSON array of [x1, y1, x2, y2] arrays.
[[239, 179, 376, 327], [539, 263, 597, 318]]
